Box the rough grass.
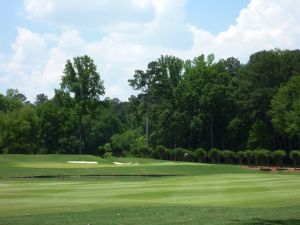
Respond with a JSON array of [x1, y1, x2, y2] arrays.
[[0, 154, 300, 225]]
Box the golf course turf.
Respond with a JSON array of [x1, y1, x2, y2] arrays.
[[0, 155, 300, 224]]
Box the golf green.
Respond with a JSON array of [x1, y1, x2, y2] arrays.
[[0, 155, 299, 224]]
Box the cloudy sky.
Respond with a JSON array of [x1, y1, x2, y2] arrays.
[[1, 0, 300, 101]]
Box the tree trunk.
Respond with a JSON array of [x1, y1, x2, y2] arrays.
[[79, 112, 83, 155], [146, 115, 149, 146], [145, 90, 150, 147], [210, 116, 214, 149]]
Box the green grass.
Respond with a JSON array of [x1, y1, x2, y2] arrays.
[[0, 154, 300, 224], [0, 154, 257, 177]]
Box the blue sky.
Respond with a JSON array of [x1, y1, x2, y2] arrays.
[[0, 0, 299, 101], [186, 0, 250, 34]]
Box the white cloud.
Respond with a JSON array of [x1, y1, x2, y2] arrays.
[[1, 0, 300, 101], [185, 0, 300, 61], [24, 0, 155, 29], [0, 27, 172, 100], [9, 27, 48, 73]]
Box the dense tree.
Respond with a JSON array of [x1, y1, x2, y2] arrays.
[[61, 55, 105, 154], [1, 50, 300, 167], [247, 119, 271, 149], [0, 106, 38, 154], [182, 55, 235, 149], [235, 50, 300, 150], [270, 75, 300, 143]]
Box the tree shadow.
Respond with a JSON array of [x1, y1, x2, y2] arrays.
[[239, 218, 300, 225]]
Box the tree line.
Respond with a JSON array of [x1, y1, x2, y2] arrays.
[[1, 50, 300, 166]]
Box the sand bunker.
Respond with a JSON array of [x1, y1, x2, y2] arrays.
[[113, 162, 139, 165], [113, 162, 131, 165], [67, 161, 98, 164]]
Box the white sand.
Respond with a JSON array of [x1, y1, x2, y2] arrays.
[[113, 162, 131, 165], [67, 161, 98, 164], [113, 162, 139, 165]]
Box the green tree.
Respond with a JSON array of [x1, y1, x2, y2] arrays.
[[173, 148, 186, 161], [289, 150, 300, 168], [222, 150, 236, 164], [35, 93, 48, 105], [111, 129, 141, 156], [271, 75, 300, 138], [237, 151, 246, 165], [0, 106, 38, 154], [236, 50, 300, 150], [102, 143, 112, 158], [247, 119, 271, 149], [271, 150, 286, 167], [245, 150, 254, 165], [208, 148, 221, 163], [153, 145, 167, 160], [182, 55, 235, 149], [254, 149, 271, 166], [128, 63, 157, 146], [195, 148, 207, 162], [61, 55, 105, 154]]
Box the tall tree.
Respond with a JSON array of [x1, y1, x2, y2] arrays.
[[182, 55, 234, 149], [128, 62, 158, 146], [61, 55, 105, 154]]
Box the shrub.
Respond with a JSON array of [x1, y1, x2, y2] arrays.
[[183, 150, 195, 162], [154, 145, 167, 160], [254, 149, 271, 166], [58, 136, 80, 154], [103, 152, 112, 158], [272, 150, 286, 167], [97, 143, 112, 157], [208, 148, 221, 163], [245, 150, 254, 165], [237, 151, 246, 165], [131, 145, 150, 158], [222, 150, 236, 164], [111, 129, 140, 156], [140, 145, 150, 158], [195, 148, 207, 162], [165, 149, 173, 160], [173, 148, 186, 161], [289, 150, 300, 168]]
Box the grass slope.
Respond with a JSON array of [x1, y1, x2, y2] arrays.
[[0, 154, 256, 177], [0, 154, 300, 225]]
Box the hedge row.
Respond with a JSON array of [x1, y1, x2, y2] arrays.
[[129, 145, 300, 167]]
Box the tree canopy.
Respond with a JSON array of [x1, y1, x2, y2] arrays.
[[1, 50, 300, 164]]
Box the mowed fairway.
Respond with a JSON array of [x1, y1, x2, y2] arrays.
[[0, 155, 300, 225]]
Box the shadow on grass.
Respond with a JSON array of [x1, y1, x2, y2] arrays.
[[240, 218, 300, 225]]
